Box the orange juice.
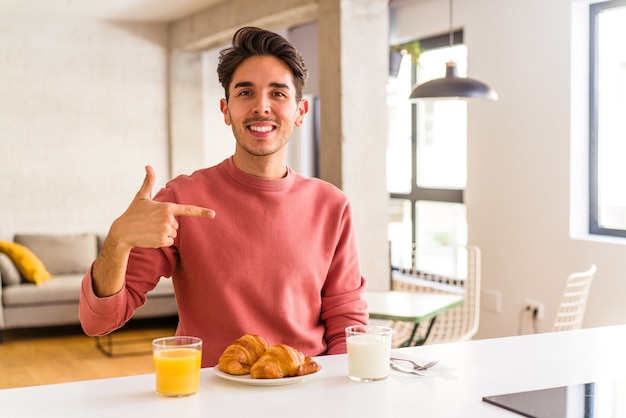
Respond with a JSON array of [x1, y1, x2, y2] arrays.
[[154, 348, 202, 396]]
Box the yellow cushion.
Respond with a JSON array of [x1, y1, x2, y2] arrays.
[[0, 241, 52, 286]]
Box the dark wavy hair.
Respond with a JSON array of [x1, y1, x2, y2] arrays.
[[217, 27, 309, 102]]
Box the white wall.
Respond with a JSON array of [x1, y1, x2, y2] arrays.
[[201, 48, 236, 169], [394, 0, 626, 339], [0, 18, 170, 239]]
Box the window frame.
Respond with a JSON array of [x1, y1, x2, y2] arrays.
[[389, 30, 465, 247], [589, 0, 626, 238]]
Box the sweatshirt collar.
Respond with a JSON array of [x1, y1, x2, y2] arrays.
[[223, 157, 295, 191]]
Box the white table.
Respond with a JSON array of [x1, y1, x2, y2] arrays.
[[364, 290, 465, 346], [2, 325, 626, 417]]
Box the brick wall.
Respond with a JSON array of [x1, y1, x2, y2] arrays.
[[0, 18, 170, 240]]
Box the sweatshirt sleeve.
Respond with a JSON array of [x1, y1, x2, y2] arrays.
[[79, 246, 177, 336], [320, 201, 368, 354], [79, 266, 129, 336]]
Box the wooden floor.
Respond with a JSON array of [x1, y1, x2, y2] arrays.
[[0, 317, 177, 389]]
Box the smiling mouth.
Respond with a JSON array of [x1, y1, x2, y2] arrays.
[[248, 125, 275, 133]]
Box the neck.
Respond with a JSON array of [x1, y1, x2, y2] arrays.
[[232, 151, 288, 179]]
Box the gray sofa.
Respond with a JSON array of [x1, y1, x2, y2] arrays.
[[0, 233, 177, 342]]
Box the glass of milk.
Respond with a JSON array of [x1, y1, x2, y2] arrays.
[[346, 325, 392, 382]]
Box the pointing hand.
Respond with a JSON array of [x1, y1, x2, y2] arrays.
[[110, 165, 215, 250]]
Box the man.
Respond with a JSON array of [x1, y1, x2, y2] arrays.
[[79, 27, 368, 367]]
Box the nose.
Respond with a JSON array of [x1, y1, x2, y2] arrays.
[[253, 95, 271, 114]]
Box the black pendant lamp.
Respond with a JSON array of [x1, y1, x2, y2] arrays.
[[409, 0, 498, 101]]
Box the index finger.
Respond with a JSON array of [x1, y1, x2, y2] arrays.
[[170, 203, 216, 218]]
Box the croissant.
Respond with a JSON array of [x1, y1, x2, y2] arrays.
[[250, 343, 320, 379], [298, 356, 321, 376], [218, 334, 269, 375]]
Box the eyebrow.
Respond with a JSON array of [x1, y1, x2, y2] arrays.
[[233, 81, 291, 90]]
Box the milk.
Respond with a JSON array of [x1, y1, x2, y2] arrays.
[[346, 329, 392, 381]]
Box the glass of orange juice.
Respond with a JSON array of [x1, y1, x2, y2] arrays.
[[152, 336, 202, 397]]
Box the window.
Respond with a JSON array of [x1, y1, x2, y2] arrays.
[[589, 0, 626, 238], [387, 32, 468, 277]]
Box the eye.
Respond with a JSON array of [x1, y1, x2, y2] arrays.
[[238, 90, 252, 97], [272, 91, 287, 98]]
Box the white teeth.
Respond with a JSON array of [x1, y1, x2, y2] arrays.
[[249, 125, 273, 133]]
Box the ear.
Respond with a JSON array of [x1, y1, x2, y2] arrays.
[[220, 98, 231, 125], [294, 98, 309, 127]]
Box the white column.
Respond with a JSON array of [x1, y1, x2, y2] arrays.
[[318, 0, 390, 289]]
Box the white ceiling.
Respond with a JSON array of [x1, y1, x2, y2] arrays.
[[0, 0, 226, 22]]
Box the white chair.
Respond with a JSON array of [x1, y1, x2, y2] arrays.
[[551, 265, 596, 332], [388, 245, 481, 347]]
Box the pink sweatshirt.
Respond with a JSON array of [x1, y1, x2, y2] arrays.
[[80, 157, 368, 367]]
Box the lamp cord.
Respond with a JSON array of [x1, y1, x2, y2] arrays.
[[448, 0, 453, 47]]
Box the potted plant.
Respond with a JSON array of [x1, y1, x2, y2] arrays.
[[389, 40, 422, 77]]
